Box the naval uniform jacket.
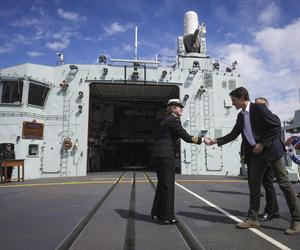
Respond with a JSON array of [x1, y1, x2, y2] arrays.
[[217, 103, 285, 161], [152, 113, 202, 159]]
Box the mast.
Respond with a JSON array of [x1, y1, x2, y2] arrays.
[[134, 26, 138, 60]]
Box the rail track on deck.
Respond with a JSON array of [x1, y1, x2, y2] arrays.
[[55, 172, 205, 250]]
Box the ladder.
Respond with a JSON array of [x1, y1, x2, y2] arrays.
[[60, 92, 71, 176], [203, 92, 210, 136], [189, 97, 198, 174], [184, 69, 198, 87], [59, 65, 79, 176]]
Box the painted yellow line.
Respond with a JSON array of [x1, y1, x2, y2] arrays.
[[0, 180, 117, 188], [0, 179, 247, 188], [92, 177, 122, 180], [118, 172, 126, 183], [143, 173, 149, 182]]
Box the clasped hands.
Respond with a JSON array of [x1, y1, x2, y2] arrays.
[[203, 138, 264, 154], [203, 137, 217, 146]]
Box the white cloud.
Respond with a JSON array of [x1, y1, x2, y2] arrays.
[[10, 18, 39, 27], [46, 39, 70, 50], [218, 18, 300, 121], [159, 47, 175, 56], [122, 43, 132, 51], [45, 30, 78, 51], [57, 8, 85, 21], [30, 5, 45, 16], [0, 44, 14, 54], [215, 5, 235, 25], [27, 51, 45, 57], [258, 2, 280, 25], [255, 18, 300, 66], [14, 34, 31, 45], [219, 44, 265, 83], [103, 22, 133, 36]]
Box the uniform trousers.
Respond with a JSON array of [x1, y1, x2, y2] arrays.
[[151, 157, 175, 221], [248, 154, 300, 221]]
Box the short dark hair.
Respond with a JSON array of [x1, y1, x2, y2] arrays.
[[255, 97, 268, 106], [229, 87, 249, 101]]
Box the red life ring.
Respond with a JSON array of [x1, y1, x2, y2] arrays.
[[63, 138, 72, 150]]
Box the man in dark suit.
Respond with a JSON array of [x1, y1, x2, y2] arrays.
[[151, 99, 207, 224], [0, 143, 15, 182], [253, 97, 280, 221], [207, 87, 300, 235]]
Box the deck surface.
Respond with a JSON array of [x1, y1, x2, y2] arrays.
[[0, 171, 300, 250]]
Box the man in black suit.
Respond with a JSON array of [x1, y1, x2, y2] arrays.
[[151, 99, 207, 224], [0, 143, 15, 182], [207, 87, 300, 235], [253, 97, 280, 221]]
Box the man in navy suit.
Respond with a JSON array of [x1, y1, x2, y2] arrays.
[[208, 87, 300, 235], [240, 97, 280, 221]]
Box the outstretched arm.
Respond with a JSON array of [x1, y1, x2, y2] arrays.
[[169, 118, 203, 144], [215, 113, 243, 146]]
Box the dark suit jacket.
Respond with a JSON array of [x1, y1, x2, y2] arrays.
[[0, 150, 15, 160], [217, 103, 285, 161], [152, 114, 202, 159]]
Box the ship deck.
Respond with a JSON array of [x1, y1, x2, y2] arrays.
[[1, 172, 300, 250]]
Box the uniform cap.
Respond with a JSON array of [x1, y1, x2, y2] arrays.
[[166, 99, 184, 108]]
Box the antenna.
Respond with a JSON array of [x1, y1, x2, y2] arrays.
[[134, 26, 138, 60], [56, 53, 64, 65]]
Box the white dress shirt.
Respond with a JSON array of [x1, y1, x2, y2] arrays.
[[243, 102, 257, 146]]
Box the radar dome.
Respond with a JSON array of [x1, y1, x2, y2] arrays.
[[184, 11, 199, 36]]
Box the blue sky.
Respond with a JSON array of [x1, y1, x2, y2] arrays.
[[1, 0, 300, 121]]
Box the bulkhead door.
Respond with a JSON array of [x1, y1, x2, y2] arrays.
[[41, 140, 61, 174]]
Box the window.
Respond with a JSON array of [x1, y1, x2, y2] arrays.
[[228, 80, 236, 90], [214, 129, 222, 138], [0, 80, 23, 104], [28, 144, 39, 156], [28, 82, 50, 107], [204, 73, 213, 87], [222, 81, 227, 88]]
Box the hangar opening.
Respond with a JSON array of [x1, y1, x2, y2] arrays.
[[88, 83, 179, 172]]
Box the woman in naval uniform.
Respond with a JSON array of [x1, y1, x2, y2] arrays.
[[151, 99, 206, 224]]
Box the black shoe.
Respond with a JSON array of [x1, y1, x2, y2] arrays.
[[259, 212, 280, 221], [259, 212, 272, 221], [158, 219, 178, 225], [151, 215, 159, 221]]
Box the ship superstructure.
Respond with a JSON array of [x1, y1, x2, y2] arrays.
[[0, 11, 244, 179]]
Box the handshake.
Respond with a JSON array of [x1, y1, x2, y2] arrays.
[[203, 137, 217, 146]]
